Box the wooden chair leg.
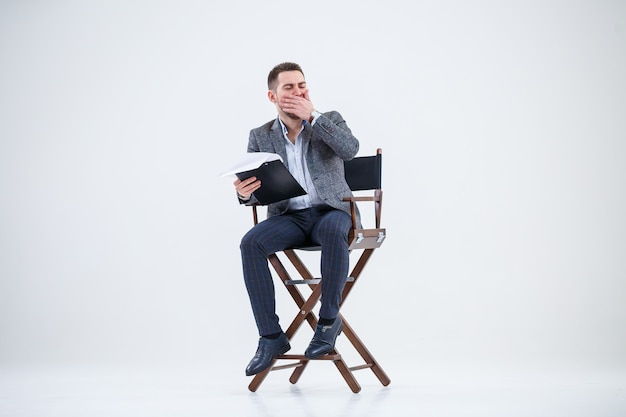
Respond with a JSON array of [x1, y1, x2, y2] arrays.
[[248, 362, 273, 392], [340, 314, 391, 386], [333, 357, 362, 393], [289, 360, 309, 384]]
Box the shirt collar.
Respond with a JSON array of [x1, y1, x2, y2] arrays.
[[277, 117, 306, 138]]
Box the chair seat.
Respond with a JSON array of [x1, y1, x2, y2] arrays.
[[291, 244, 322, 251]]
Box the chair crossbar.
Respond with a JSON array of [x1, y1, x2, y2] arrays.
[[270, 362, 304, 372], [285, 278, 321, 285], [349, 363, 375, 372], [284, 276, 355, 285]]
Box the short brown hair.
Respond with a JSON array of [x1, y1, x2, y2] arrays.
[[267, 62, 304, 90]]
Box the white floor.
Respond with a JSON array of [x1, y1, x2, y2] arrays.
[[1, 360, 625, 417]]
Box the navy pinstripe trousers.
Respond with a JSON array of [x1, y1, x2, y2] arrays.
[[240, 205, 352, 337]]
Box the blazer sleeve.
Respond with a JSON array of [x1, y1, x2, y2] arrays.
[[312, 111, 359, 160]]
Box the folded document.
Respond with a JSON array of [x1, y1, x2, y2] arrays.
[[220, 152, 307, 205]]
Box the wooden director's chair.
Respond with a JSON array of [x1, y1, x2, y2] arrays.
[[248, 148, 390, 393]]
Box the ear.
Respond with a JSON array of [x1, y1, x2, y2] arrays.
[[267, 89, 277, 103]]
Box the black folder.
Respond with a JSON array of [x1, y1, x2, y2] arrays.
[[236, 159, 307, 205]]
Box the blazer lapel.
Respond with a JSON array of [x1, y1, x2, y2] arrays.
[[269, 119, 288, 165], [301, 123, 314, 174], [301, 123, 312, 158]]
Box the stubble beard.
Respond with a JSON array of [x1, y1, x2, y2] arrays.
[[282, 109, 301, 120]]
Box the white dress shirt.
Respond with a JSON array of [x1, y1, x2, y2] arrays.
[[278, 118, 325, 211]]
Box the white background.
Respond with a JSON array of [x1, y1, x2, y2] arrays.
[[1, 0, 625, 414]]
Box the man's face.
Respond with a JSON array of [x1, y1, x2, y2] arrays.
[[269, 70, 308, 120]]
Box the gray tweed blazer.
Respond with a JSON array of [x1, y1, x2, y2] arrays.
[[245, 111, 360, 221]]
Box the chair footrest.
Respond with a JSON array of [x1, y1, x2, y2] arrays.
[[277, 354, 342, 361], [285, 277, 355, 285]]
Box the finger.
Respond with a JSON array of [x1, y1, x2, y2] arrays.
[[241, 176, 257, 186], [240, 179, 261, 192]]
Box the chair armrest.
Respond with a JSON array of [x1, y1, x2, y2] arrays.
[[343, 190, 383, 230], [342, 196, 380, 202], [348, 228, 386, 250]]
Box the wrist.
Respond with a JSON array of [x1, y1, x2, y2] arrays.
[[309, 109, 322, 124]]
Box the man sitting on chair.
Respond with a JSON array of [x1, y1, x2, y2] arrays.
[[234, 62, 360, 376]]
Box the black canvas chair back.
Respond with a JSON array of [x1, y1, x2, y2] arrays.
[[344, 151, 382, 191]]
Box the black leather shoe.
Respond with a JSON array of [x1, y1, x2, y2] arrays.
[[245, 332, 290, 376], [304, 317, 343, 359]]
